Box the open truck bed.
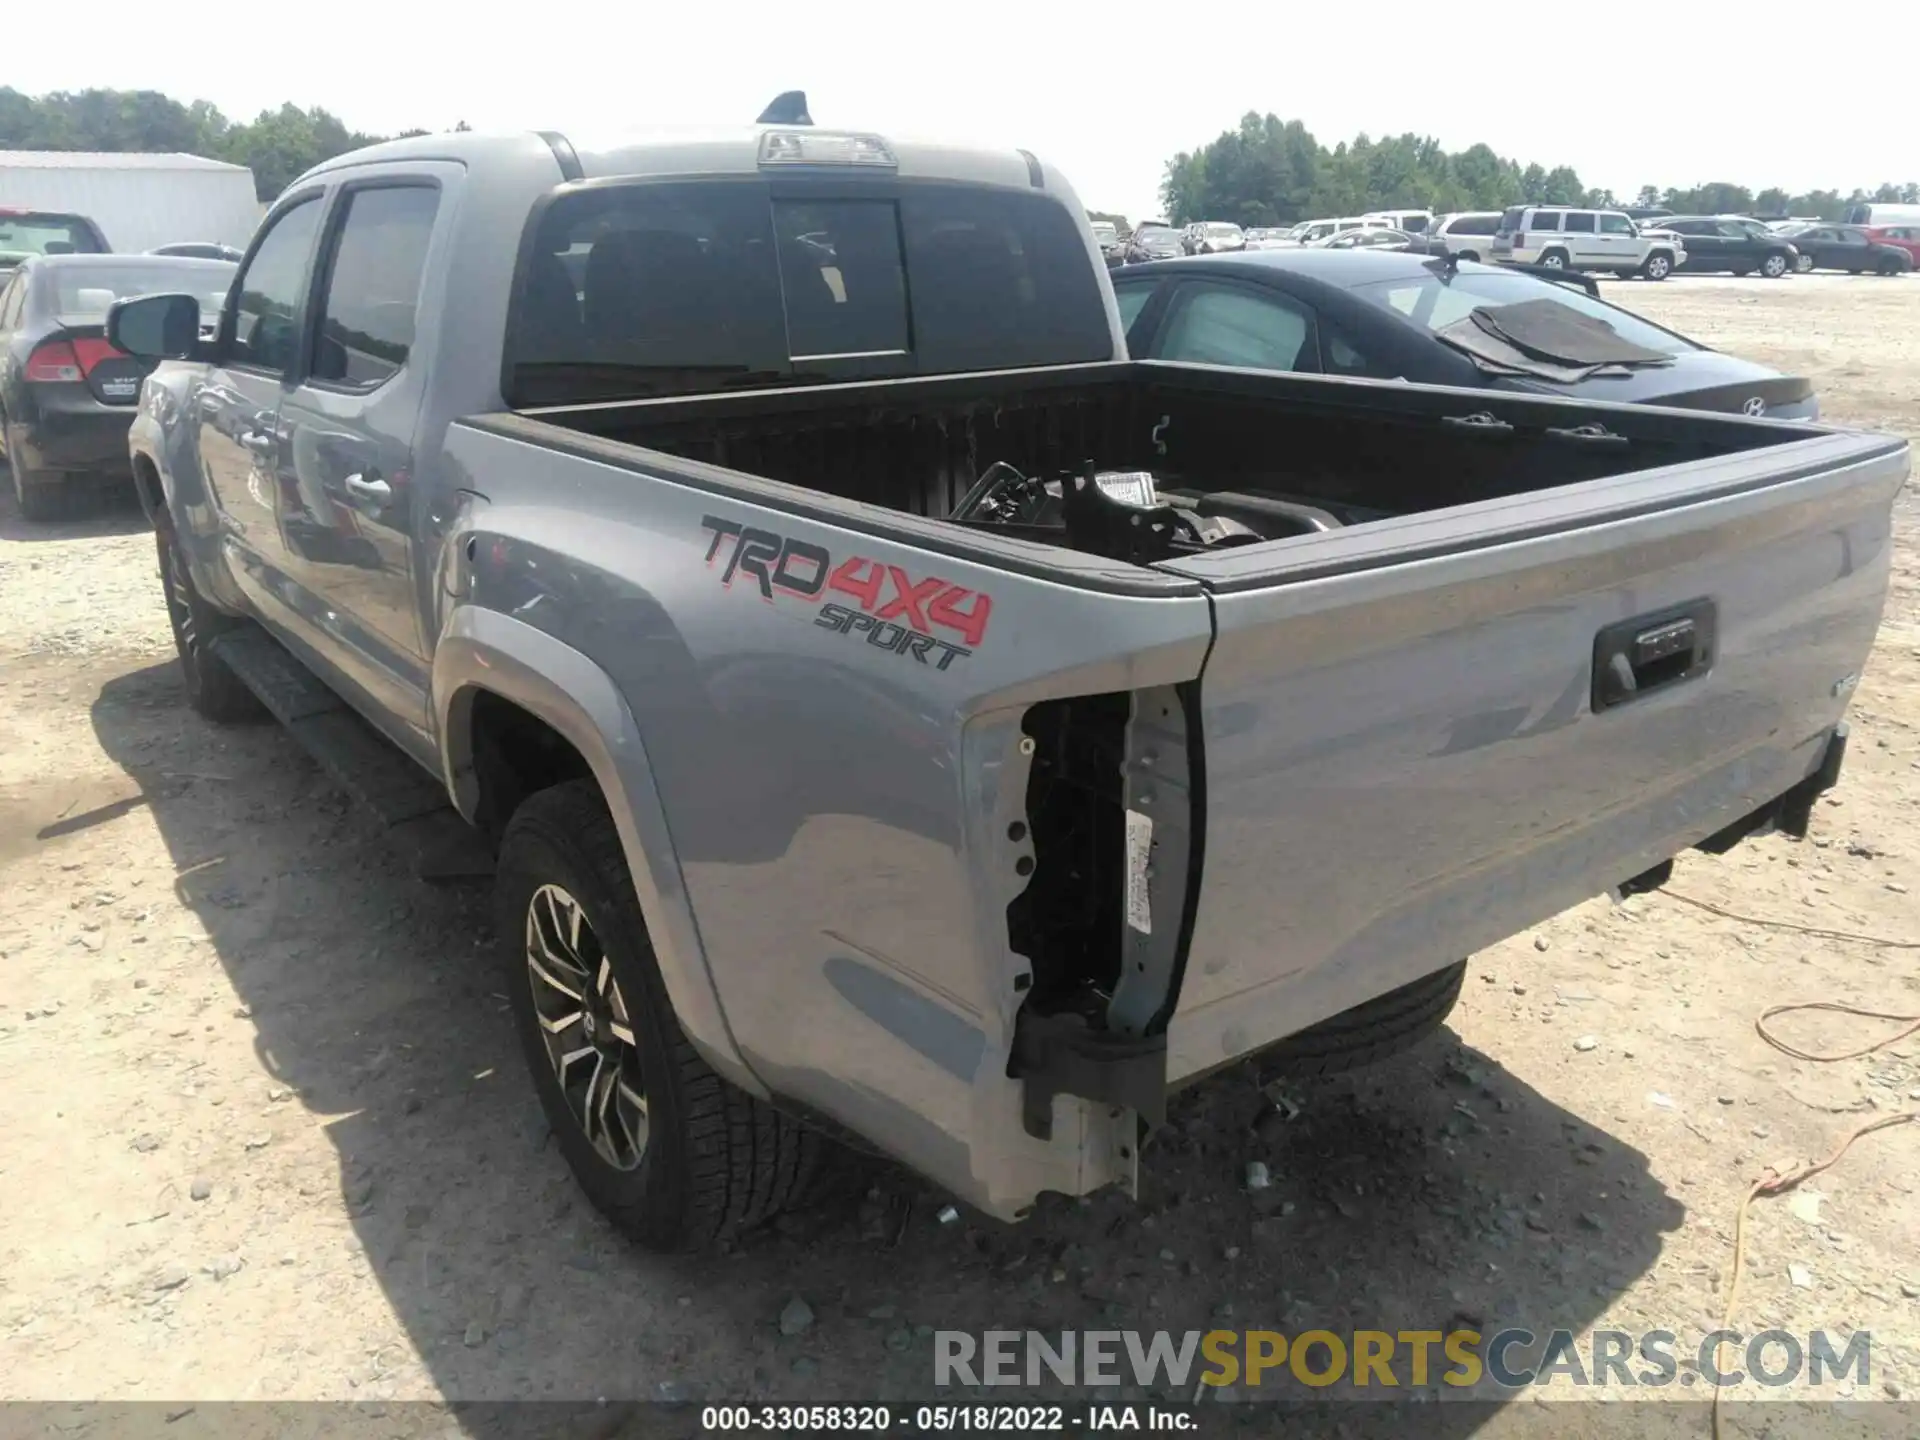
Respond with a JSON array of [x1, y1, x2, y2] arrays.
[[445, 360, 1905, 1216]]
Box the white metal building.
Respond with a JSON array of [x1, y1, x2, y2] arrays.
[[0, 151, 261, 254]]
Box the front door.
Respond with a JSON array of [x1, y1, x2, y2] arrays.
[[276, 176, 446, 733], [194, 195, 325, 594]]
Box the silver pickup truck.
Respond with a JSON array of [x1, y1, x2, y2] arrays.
[[112, 108, 1907, 1253]]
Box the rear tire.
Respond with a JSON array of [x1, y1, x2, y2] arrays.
[[1256, 961, 1467, 1079], [1876, 257, 1904, 276], [1457, 249, 1480, 263], [1538, 249, 1568, 269], [1760, 253, 1790, 279], [497, 779, 836, 1252], [4, 417, 66, 522], [1641, 252, 1673, 281], [156, 523, 265, 723]]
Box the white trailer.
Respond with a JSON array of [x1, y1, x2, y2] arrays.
[[0, 151, 260, 254]]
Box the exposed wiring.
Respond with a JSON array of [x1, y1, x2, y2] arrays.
[[1662, 887, 1920, 950], [1709, 1000, 1919, 1440]]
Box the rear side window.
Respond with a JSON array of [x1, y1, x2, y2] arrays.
[[1563, 213, 1596, 233], [311, 186, 440, 389], [1530, 213, 1563, 233], [1156, 284, 1314, 372], [505, 180, 1112, 405], [1452, 214, 1498, 235]]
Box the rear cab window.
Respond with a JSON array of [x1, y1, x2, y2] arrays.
[[506, 180, 1113, 406], [0, 211, 108, 263]]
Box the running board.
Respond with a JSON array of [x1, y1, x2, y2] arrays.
[[207, 629, 494, 881]]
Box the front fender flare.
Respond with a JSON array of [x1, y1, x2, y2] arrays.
[[433, 604, 762, 1096]]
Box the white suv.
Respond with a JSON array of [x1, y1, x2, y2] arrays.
[[1491, 206, 1685, 280], [1422, 211, 1503, 262]]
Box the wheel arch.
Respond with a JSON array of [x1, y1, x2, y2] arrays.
[[434, 603, 763, 1096]]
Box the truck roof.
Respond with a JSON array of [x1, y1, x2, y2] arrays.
[[299, 126, 1050, 195]]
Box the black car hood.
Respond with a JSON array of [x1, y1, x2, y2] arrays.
[[1497, 348, 1812, 413]]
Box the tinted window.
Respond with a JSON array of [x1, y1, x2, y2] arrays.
[[1529, 213, 1562, 232], [1156, 284, 1314, 372], [1114, 283, 1154, 336], [1715, 222, 1751, 239], [1451, 214, 1499, 235], [1500, 207, 1526, 232], [0, 212, 106, 261], [1360, 271, 1695, 356], [506, 181, 1111, 405], [1562, 213, 1596, 234], [230, 199, 323, 372], [310, 186, 439, 388]]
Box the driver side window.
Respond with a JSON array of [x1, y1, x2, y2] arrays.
[[1157, 283, 1316, 373], [227, 197, 323, 373]]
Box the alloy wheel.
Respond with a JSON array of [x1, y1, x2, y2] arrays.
[[524, 883, 648, 1170]]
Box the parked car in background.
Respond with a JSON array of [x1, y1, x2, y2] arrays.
[[1110, 250, 1819, 419], [1195, 221, 1246, 254], [1777, 224, 1913, 275], [1413, 212, 1503, 262], [1316, 227, 1418, 251], [1125, 223, 1186, 263], [1654, 217, 1799, 278], [149, 242, 247, 262], [1291, 216, 1392, 245], [0, 253, 234, 518], [1243, 227, 1298, 250], [0, 208, 110, 271], [1089, 220, 1119, 251], [1491, 205, 1684, 279], [1362, 209, 1433, 234], [1865, 226, 1920, 268]]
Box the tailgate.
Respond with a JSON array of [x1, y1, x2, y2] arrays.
[[1153, 430, 1907, 1082]]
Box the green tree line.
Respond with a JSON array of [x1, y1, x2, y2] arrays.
[[1153, 112, 1919, 231], [0, 87, 467, 201]]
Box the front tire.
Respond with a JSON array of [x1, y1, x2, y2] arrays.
[[1760, 253, 1790, 279], [157, 523, 264, 723], [1641, 252, 1673, 281], [497, 780, 833, 1252]]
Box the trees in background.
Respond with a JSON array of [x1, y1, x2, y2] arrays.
[[0, 87, 460, 201], [6, 88, 1915, 220], [1163, 112, 1916, 225]]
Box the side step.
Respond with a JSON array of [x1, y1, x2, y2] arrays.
[[208, 629, 494, 881]]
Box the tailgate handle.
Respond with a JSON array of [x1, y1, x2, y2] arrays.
[[1592, 599, 1716, 712]]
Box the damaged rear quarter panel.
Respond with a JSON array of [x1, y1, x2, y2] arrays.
[[450, 424, 1213, 1216]]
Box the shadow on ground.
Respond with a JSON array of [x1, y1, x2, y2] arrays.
[[86, 659, 1686, 1433], [0, 462, 150, 543]]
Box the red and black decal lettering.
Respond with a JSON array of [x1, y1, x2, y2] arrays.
[[699, 514, 992, 668]]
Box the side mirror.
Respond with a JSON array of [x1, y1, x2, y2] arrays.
[[107, 292, 203, 360]]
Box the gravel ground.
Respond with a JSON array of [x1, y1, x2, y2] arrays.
[[1, 274, 1916, 1432]]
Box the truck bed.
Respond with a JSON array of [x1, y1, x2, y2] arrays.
[[505, 360, 1815, 551], [446, 360, 1906, 1218]]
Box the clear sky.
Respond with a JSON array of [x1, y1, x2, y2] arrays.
[[13, 1, 1915, 220]]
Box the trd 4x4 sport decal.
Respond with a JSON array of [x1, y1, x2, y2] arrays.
[[701, 516, 993, 671]]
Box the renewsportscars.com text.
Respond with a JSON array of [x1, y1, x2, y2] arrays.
[[935, 1328, 1872, 1391]]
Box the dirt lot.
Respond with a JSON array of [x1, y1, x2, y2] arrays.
[[2, 274, 1917, 1431]]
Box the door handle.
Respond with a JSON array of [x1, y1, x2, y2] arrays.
[[1592, 599, 1716, 712], [343, 472, 391, 504], [240, 432, 275, 456]]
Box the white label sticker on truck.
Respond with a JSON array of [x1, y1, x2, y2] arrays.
[[1124, 808, 1153, 935]]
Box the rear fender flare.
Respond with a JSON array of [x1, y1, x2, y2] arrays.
[[433, 603, 762, 1096]]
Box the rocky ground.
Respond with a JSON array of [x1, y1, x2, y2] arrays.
[[1, 274, 1915, 1436]]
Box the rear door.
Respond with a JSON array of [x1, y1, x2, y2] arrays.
[[275, 172, 448, 732], [1149, 421, 1906, 1082], [1561, 210, 1601, 266]]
